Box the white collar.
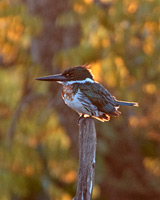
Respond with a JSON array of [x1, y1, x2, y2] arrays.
[[58, 78, 94, 85]]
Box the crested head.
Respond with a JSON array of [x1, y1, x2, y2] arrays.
[[62, 65, 94, 81], [35, 64, 94, 85]]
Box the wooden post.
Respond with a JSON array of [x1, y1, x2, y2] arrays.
[[73, 117, 97, 200]]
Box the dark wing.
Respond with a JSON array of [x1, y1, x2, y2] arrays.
[[78, 82, 118, 114]]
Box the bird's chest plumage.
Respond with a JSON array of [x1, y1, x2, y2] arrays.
[[62, 85, 80, 110], [62, 85, 74, 102], [62, 84, 92, 114]]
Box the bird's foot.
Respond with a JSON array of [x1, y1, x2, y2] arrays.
[[77, 114, 93, 125]]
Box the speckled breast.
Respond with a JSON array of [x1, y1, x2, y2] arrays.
[[62, 85, 74, 101]]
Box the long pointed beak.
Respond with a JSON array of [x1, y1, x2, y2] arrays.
[[35, 74, 69, 82]]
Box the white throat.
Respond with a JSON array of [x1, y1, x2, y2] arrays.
[[58, 78, 94, 85]]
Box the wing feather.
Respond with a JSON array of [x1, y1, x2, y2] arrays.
[[78, 82, 117, 114]]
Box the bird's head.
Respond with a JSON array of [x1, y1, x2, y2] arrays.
[[35, 65, 94, 84]]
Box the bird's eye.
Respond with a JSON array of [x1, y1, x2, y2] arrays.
[[65, 73, 70, 77]]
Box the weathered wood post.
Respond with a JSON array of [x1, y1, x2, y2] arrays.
[[73, 117, 97, 200]]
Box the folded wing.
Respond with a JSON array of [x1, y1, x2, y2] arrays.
[[78, 82, 119, 115]]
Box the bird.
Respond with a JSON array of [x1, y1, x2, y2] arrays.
[[35, 65, 138, 122]]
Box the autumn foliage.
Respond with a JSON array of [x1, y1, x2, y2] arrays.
[[0, 0, 160, 199]]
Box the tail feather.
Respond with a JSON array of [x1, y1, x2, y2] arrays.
[[116, 100, 139, 107]]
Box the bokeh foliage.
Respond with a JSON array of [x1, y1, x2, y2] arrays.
[[0, 0, 160, 199]]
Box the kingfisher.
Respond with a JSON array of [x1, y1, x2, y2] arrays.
[[35, 65, 138, 122]]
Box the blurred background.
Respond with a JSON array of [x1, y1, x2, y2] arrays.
[[0, 0, 160, 199]]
